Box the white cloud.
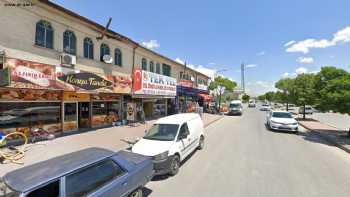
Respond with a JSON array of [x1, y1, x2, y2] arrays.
[[245, 64, 258, 68], [284, 40, 296, 47], [141, 40, 160, 50], [246, 81, 276, 96], [297, 57, 314, 64], [285, 26, 350, 54], [209, 62, 216, 65], [256, 51, 265, 56], [295, 67, 308, 75]]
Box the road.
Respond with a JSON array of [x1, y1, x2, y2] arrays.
[[145, 107, 350, 197]]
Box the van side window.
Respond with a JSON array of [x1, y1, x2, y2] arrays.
[[27, 180, 59, 197], [178, 123, 190, 140], [66, 159, 125, 197]]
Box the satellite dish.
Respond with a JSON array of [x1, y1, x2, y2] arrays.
[[103, 55, 113, 64]]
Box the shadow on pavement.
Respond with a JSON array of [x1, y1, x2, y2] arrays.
[[151, 149, 199, 181], [142, 187, 153, 197]]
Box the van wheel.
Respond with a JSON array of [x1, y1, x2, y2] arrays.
[[129, 188, 143, 197], [198, 136, 204, 150], [169, 155, 180, 176]]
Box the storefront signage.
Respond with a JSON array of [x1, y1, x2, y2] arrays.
[[63, 92, 90, 102], [178, 80, 194, 88], [58, 73, 113, 90], [0, 89, 61, 101], [133, 69, 177, 96], [0, 67, 10, 87], [6, 58, 58, 89], [197, 84, 208, 91]]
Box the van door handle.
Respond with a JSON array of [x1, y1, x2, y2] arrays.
[[122, 182, 128, 186]]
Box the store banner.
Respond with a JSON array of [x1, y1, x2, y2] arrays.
[[0, 67, 10, 87], [133, 69, 177, 96], [56, 66, 132, 94], [178, 80, 194, 88], [63, 92, 90, 102], [5, 58, 61, 89], [197, 84, 208, 91], [0, 89, 61, 101]]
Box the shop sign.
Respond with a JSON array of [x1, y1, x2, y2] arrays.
[[106, 74, 132, 94], [178, 80, 194, 88], [6, 58, 59, 89], [63, 92, 90, 102], [58, 72, 113, 90], [197, 84, 208, 91], [127, 102, 136, 121], [133, 69, 177, 96], [0, 67, 11, 87], [92, 93, 120, 101]]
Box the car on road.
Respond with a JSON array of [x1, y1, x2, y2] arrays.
[[266, 111, 298, 133], [0, 148, 153, 197], [228, 100, 243, 115], [298, 105, 314, 114], [248, 100, 256, 108], [260, 104, 271, 111], [132, 113, 205, 176]]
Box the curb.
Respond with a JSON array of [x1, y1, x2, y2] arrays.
[[204, 115, 224, 128], [298, 122, 350, 154]]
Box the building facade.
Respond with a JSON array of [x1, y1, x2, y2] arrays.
[[0, 0, 210, 140]]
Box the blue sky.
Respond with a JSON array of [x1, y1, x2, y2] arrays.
[[53, 0, 350, 95]]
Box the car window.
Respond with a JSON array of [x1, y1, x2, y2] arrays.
[[272, 112, 292, 118], [66, 159, 125, 197], [178, 123, 190, 140], [27, 180, 59, 197]]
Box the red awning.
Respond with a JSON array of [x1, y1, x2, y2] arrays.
[[198, 93, 213, 101]]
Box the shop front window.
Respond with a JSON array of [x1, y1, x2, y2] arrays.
[[92, 101, 120, 127], [0, 102, 61, 137], [153, 100, 166, 117], [64, 103, 77, 122]]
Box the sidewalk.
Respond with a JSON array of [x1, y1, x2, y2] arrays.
[[298, 119, 350, 154], [0, 113, 223, 177]]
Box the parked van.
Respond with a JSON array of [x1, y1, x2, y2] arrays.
[[228, 100, 243, 115], [132, 113, 205, 176]]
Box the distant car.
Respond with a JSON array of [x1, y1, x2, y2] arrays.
[[132, 113, 205, 176], [248, 101, 256, 108], [298, 106, 313, 114], [228, 100, 243, 115], [260, 104, 271, 111], [266, 111, 298, 133], [0, 148, 153, 197]]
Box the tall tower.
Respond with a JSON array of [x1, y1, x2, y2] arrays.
[[241, 63, 245, 93]]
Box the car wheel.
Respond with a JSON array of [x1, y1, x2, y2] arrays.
[[198, 135, 205, 150], [129, 188, 143, 197], [169, 155, 180, 176]]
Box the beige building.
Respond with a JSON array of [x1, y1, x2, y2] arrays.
[[0, 0, 210, 138]]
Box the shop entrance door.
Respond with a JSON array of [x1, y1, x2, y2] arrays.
[[63, 102, 78, 132], [78, 102, 90, 128]]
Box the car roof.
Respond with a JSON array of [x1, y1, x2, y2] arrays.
[[155, 113, 200, 125], [271, 110, 291, 114], [3, 148, 115, 193]]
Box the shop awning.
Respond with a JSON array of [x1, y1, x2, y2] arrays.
[[198, 93, 213, 101]]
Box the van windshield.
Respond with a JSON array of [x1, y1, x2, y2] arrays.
[[230, 103, 240, 108], [143, 124, 179, 141]]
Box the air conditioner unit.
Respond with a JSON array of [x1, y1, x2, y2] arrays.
[[60, 53, 76, 65]]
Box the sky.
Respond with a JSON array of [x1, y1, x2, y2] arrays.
[[53, 0, 350, 96]]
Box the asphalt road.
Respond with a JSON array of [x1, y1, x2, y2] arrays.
[[145, 107, 350, 197]]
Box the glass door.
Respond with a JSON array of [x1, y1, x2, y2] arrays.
[[63, 102, 78, 132]]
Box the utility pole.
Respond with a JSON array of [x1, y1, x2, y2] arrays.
[[241, 63, 245, 93]]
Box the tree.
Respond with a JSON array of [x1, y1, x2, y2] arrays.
[[293, 73, 316, 119], [314, 67, 350, 114], [242, 94, 250, 103], [209, 76, 237, 111], [275, 78, 296, 111]]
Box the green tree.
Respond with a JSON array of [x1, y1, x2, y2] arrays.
[[242, 94, 250, 103], [314, 67, 350, 114], [293, 73, 317, 119], [209, 76, 237, 111], [275, 78, 296, 111]]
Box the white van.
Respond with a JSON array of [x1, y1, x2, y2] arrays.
[[132, 113, 205, 176], [228, 100, 243, 115]]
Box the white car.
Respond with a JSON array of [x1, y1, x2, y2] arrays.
[[132, 113, 205, 176], [266, 111, 298, 133], [260, 104, 271, 111], [298, 106, 313, 114]]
